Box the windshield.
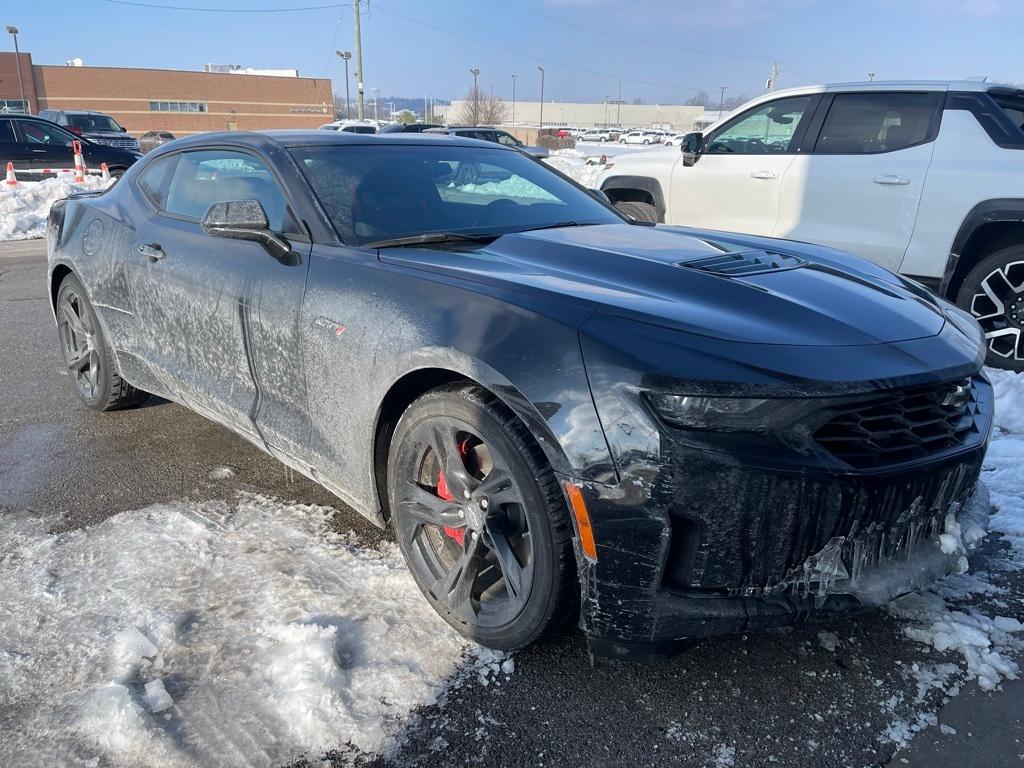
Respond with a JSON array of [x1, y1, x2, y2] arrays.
[[290, 144, 621, 246], [66, 113, 123, 133]]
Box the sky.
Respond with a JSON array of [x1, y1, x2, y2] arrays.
[[5, 0, 1023, 105]]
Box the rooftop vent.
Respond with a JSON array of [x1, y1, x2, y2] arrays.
[[679, 250, 806, 277]]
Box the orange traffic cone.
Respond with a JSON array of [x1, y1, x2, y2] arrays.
[[100, 163, 110, 182], [5, 162, 15, 186], [72, 139, 85, 182]]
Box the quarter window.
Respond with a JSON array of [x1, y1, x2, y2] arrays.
[[814, 92, 940, 154], [164, 150, 288, 230], [136, 155, 176, 208], [0, 119, 15, 143], [706, 96, 813, 155]]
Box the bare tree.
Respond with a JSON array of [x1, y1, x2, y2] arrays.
[[686, 90, 710, 107], [456, 85, 507, 126]]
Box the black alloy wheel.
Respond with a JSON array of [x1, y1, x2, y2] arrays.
[[388, 384, 576, 649], [56, 274, 146, 410], [957, 245, 1024, 371]]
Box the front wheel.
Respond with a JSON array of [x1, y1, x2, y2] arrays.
[[388, 384, 576, 650], [599, 136, 607, 142], [956, 245, 1024, 371], [614, 200, 658, 223]]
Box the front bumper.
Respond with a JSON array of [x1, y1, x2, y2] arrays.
[[569, 417, 990, 662]]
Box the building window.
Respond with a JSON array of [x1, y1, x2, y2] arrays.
[[149, 101, 207, 113], [0, 99, 29, 114]]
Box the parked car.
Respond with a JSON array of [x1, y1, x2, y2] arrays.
[[0, 114, 141, 178], [599, 80, 1024, 370], [380, 123, 443, 133], [47, 128, 992, 660], [663, 132, 688, 147], [139, 130, 176, 154], [37, 109, 140, 152], [425, 126, 549, 159], [619, 130, 658, 145], [319, 119, 378, 134], [579, 128, 613, 142]]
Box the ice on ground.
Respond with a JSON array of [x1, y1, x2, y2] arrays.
[[207, 465, 238, 481], [713, 743, 736, 767], [817, 630, 840, 652], [0, 175, 110, 241], [0, 494, 493, 767], [544, 148, 605, 190]]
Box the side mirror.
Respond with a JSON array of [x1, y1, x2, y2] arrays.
[[201, 200, 292, 261], [121, 126, 128, 132], [681, 131, 703, 167]]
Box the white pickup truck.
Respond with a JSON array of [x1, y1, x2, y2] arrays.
[[598, 80, 1024, 370]]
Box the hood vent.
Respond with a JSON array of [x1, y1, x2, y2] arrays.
[[679, 250, 806, 277]]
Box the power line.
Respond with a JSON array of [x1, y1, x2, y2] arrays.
[[105, 0, 344, 12]]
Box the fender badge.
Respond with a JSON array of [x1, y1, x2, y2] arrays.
[[314, 316, 346, 336]]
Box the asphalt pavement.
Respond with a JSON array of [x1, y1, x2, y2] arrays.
[[2, 239, 1022, 768]]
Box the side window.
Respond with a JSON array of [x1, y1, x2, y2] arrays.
[[164, 149, 289, 230], [496, 132, 521, 147], [136, 155, 176, 208], [814, 92, 940, 154], [706, 96, 813, 155], [0, 119, 15, 143], [19, 120, 75, 147]]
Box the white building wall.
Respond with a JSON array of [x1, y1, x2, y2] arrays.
[[436, 101, 705, 130]]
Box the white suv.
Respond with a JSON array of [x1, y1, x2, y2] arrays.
[[598, 81, 1024, 369]]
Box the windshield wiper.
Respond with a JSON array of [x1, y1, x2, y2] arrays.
[[364, 231, 501, 249], [516, 221, 600, 233]]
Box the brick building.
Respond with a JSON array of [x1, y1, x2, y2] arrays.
[[0, 51, 333, 135]]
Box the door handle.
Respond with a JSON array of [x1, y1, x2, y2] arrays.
[[138, 243, 166, 262], [750, 170, 778, 180], [873, 174, 910, 185], [31, 149, 47, 153]]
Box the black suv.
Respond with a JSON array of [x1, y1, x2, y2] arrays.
[[379, 122, 442, 133], [0, 115, 142, 178], [36, 109, 140, 152], [424, 126, 549, 158]]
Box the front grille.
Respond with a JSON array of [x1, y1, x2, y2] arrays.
[[99, 138, 139, 150], [678, 249, 806, 277], [813, 377, 981, 469]]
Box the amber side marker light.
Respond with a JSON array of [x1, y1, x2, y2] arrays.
[[564, 482, 598, 561]]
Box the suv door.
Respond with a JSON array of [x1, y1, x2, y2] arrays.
[[16, 119, 77, 171], [669, 95, 817, 235], [126, 148, 313, 457], [775, 90, 943, 271]]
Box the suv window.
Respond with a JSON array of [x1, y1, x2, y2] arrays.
[[706, 96, 813, 154], [992, 93, 1024, 133], [66, 113, 124, 133], [19, 120, 75, 147], [495, 131, 522, 147], [137, 155, 176, 208], [164, 150, 288, 230], [814, 92, 940, 154]]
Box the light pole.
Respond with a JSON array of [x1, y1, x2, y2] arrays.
[[537, 66, 545, 130], [511, 74, 517, 125], [353, 0, 365, 119], [469, 68, 480, 125], [335, 50, 351, 119], [718, 85, 727, 116], [604, 96, 609, 126], [6, 26, 27, 114], [371, 87, 379, 121], [617, 76, 622, 126], [868, 72, 876, 81]]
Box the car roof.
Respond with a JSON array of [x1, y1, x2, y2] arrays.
[[150, 128, 516, 152]]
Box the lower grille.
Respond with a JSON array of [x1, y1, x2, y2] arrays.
[[814, 377, 981, 469], [99, 138, 139, 150]]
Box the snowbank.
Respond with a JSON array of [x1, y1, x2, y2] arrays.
[[888, 369, 1024, 692], [544, 148, 606, 190], [0, 175, 109, 241], [0, 494, 501, 767]]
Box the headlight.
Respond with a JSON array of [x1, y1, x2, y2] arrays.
[[646, 394, 804, 431]]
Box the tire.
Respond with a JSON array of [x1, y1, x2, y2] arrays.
[[599, 136, 607, 142], [614, 200, 659, 223], [643, 139, 650, 145], [387, 383, 576, 650], [955, 245, 1024, 371], [56, 273, 147, 410], [619, 139, 626, 144]]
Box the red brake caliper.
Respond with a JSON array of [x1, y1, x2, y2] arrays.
[[438, 439, 470, 546]]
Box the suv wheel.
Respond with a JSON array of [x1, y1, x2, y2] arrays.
[[387, 384, 576, 650], [957, 245, 1024, 371]]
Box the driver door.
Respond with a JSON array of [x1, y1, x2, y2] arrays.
[[668, 95, 818, 235], [16, 118, 76, 171]]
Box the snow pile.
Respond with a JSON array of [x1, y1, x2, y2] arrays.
[[888, 370, 1024, 691], [0, 174, 109, 241], [0, 494, 497, 767], [544, 148, 606, 190], [452, 176, 558, 200]]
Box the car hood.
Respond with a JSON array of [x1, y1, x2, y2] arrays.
[[378, 223, 946, 346]]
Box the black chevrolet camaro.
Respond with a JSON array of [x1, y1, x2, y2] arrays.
[[46, 130, 994, 659]]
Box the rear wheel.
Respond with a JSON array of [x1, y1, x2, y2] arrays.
[[387, 384, 576, 650], [956, 245, 1024, 371], [614, 200, 658, 223], [56, 274, 146, 410]]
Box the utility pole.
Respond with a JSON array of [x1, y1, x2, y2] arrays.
[[538, 66, 545, 130], [353, 0, 365, 119], [469, 68, 480, 125], [766, 61, 779, 91], [616, 76, 622, 126], [6, 26, 27, 113], [718, 85, 727, 116], [335, 50, 351, 119], [604, 97, 609, 126], [511, 74, 517, 125]]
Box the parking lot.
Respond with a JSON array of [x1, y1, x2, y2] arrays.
[[3, 238, 1023, 768]]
